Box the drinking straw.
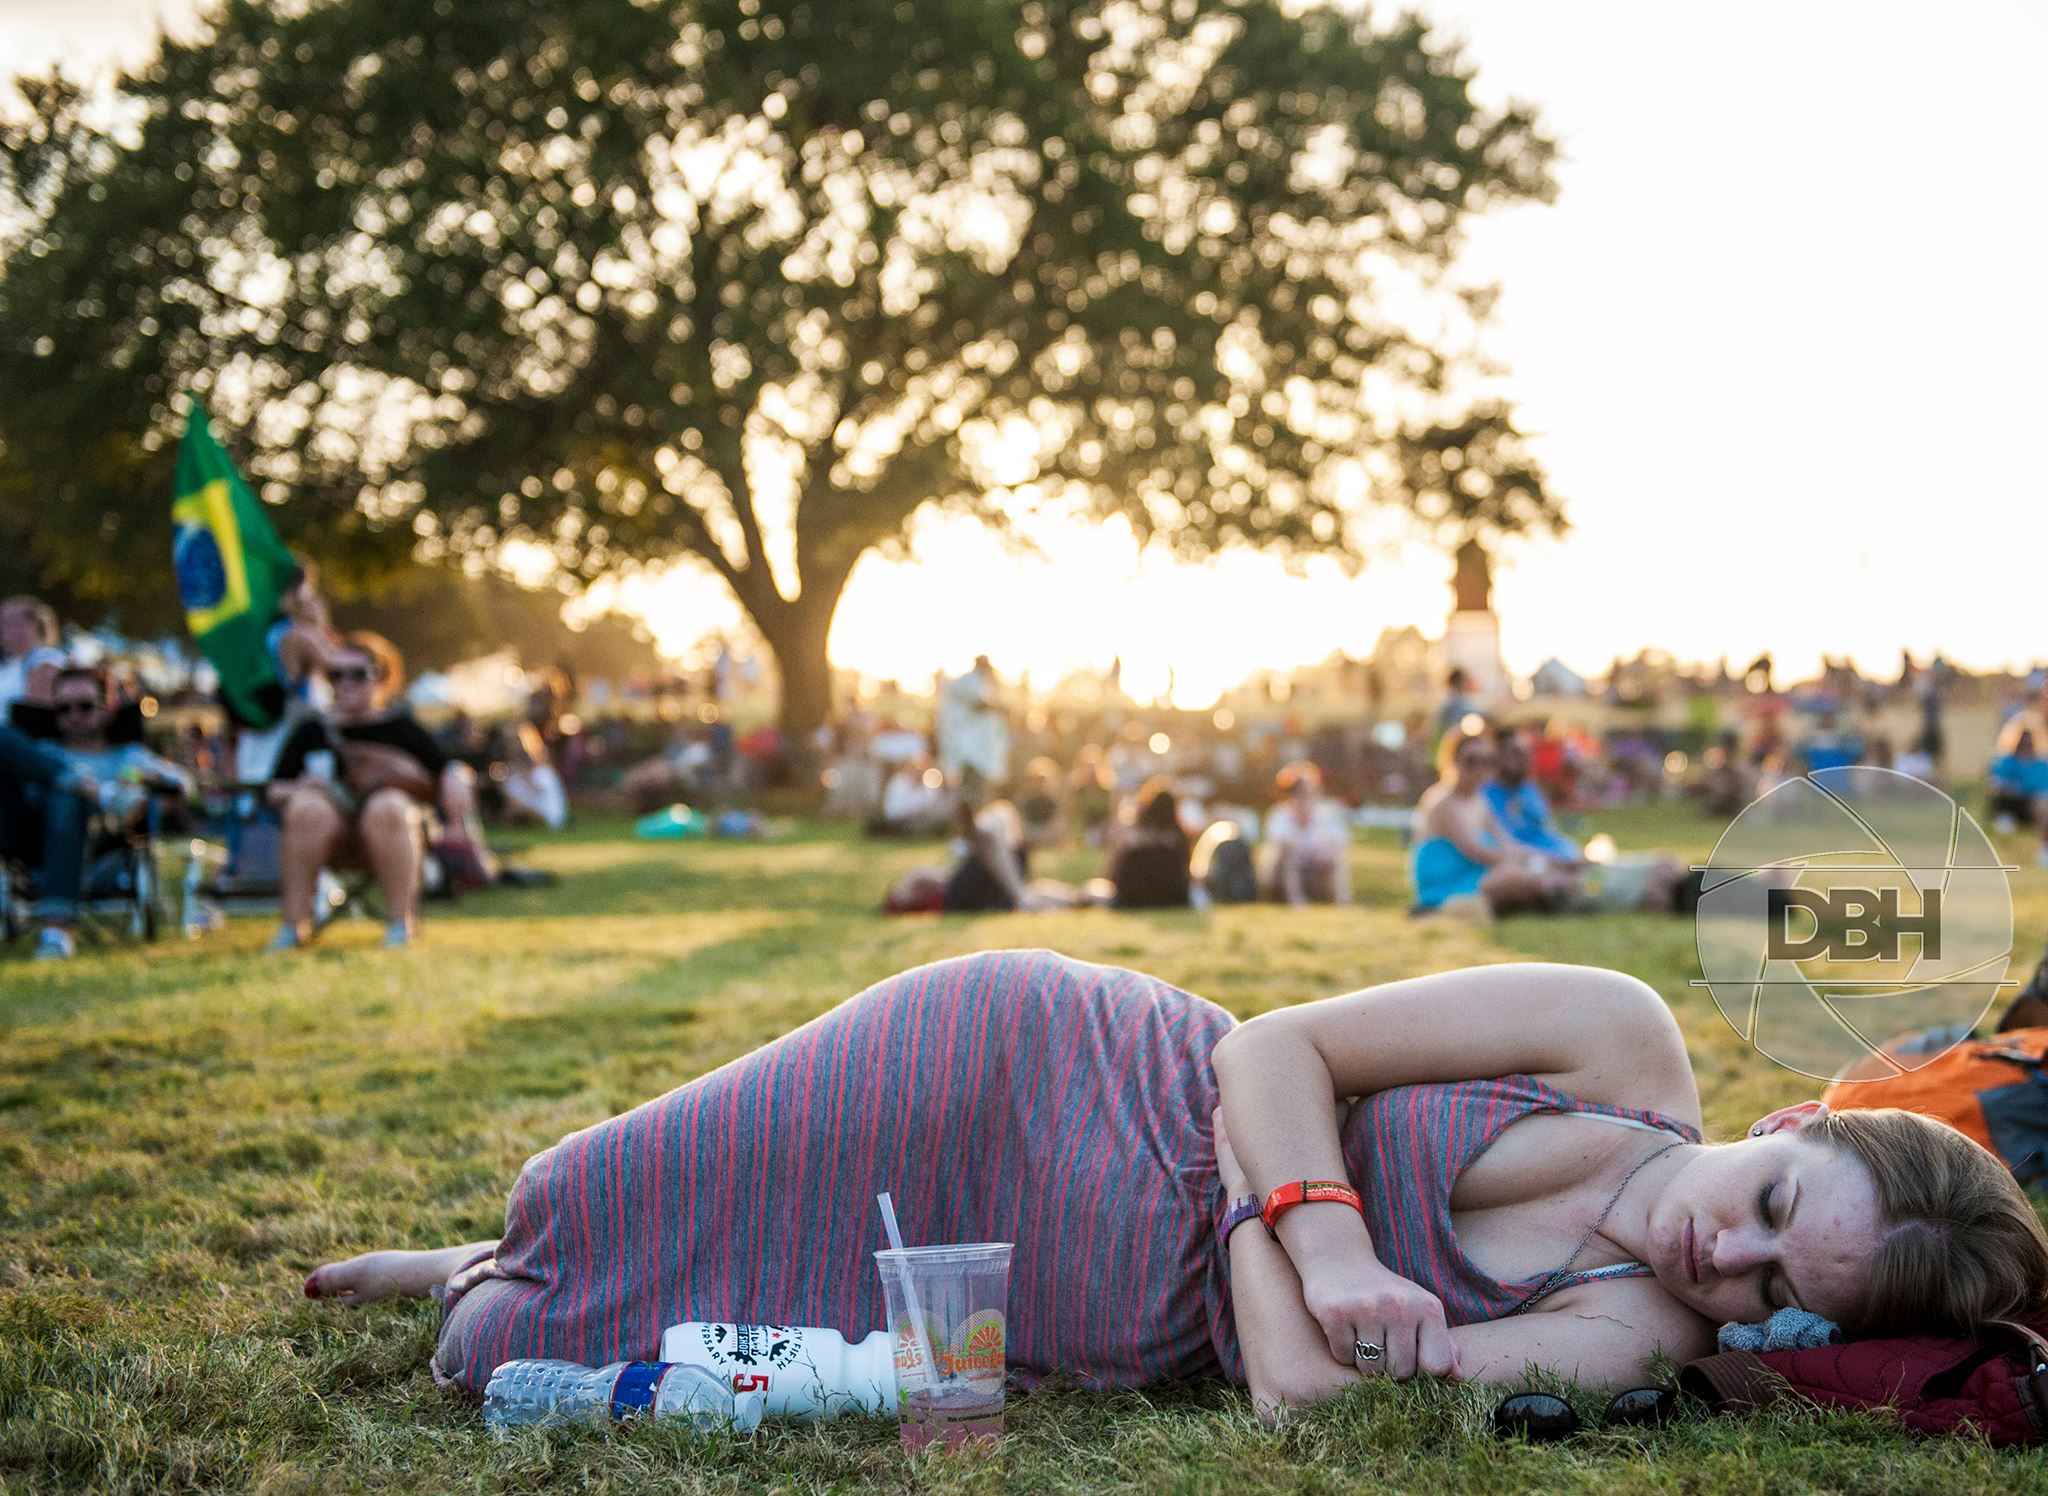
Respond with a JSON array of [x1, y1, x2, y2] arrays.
[[876, 1192, 947, 1388]]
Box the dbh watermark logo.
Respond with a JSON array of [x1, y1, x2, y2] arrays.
[[1694, 767, 2015, 1082]]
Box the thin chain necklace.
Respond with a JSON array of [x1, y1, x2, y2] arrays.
[[1510, 1139, 1685, 1316]]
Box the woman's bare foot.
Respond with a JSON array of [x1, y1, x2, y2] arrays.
[[304, 1240, 497, 1306]]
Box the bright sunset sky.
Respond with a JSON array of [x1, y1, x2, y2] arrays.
[[4, 0, 2043, 705]]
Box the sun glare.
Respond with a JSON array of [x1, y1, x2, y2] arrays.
[[613, 508, 1467, 707]]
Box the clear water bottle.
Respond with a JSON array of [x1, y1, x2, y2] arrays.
[[482, 1359, 766, 1433]]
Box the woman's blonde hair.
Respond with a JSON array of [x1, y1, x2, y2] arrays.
[[1, 594, 58, 645], [1817, 1107, 2048, 1334]]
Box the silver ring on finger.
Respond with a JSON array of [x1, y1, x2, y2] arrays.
[[1353, 1337, 1385, 1369]]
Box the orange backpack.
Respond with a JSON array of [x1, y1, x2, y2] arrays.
[[1824, 1024, 2048, 1187]]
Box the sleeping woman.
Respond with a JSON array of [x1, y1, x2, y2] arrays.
[[305, 952, 2048, 1414]]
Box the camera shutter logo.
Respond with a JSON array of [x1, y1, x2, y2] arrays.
[[1695, 766, 2014, 1082]]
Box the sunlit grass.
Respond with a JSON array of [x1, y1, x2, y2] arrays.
[[3, 805, 2045, 1493]]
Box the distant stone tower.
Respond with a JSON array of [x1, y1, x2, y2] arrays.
[[1442, 538, 1508, 703]]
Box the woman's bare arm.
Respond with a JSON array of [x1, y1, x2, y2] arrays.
[[1450, 1280, 1713, 1386], [1440, 798, 1509, 866], [1416, 790, 1499, 867], [1209, 965, 1693, 1380], [1217, 1104, 1418, 1417], [1225, 1097, 1698, 1407], [1213, 964, 1690, 1174], [277, 622, 351, 681], [1228, 1216, 1363, 1417], [1230, 1248, 1703, 1404]]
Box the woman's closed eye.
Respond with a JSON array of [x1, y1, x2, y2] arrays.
[[1757, 1181, 1780, 1313]]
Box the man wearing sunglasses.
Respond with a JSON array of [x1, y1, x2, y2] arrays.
[[3, 666, 191, 960]]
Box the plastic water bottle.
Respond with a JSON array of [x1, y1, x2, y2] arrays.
[[482, 1359, 766, 1432], [658, 1322, 897, 1422]]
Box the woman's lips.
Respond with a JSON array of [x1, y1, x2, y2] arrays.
[[1684, 1220, 1700, 1283]]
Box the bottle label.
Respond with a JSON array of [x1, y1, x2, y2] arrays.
[[689, 1323, 804, 1391], [609, 1362, 671, 1420], [659, 1322, 897, 1418]]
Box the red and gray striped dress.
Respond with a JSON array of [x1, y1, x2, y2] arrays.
[[431, 950, 1701, 1391], [434, 950, 1238, 1390]]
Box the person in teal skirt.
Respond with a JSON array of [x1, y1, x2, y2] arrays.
[[1410, 730, 1575, 917]]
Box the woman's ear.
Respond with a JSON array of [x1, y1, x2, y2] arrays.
[[1747, 1100, 1829, 1138]]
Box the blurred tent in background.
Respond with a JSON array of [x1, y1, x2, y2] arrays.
[[414, 651, 534, 719], [1531, 658, 1590, 697]]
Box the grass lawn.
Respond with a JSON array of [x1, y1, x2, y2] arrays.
[[3, 801, 2045, 1493]]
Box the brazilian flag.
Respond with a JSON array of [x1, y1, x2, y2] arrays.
[[172, 397, 296, 727]]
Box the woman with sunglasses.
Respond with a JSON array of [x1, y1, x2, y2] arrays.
[[304, 949, 2048, 1423], [1410, 727, 1576, 917], [266, 632, 470, 950]]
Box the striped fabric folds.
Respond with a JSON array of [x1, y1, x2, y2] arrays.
[[1341, 1075, 1702, 1324], [434, 950, 1239, 1391]]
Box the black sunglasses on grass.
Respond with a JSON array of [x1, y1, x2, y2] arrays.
[[1493, 1385, 1678, 1440]]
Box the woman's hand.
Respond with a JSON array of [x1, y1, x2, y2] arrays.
[[1295, 1255, 1461, 1383]]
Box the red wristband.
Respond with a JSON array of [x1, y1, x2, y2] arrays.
[[1260, 1179, 1364, 1238]]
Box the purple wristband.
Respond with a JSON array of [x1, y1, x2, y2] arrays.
[[1216, 1193, 1263, 1253]]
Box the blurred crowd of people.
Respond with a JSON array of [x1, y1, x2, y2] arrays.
[[6, 575, 2045, 957], [0, 576, 565, 959], [805, 654, 2048, 919]]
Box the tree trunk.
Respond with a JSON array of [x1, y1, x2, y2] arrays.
[[758, 589, 840, 747]]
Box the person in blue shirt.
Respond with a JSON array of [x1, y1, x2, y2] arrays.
[[1798, 710, 1865, 777], [5, 665, 191, 959], [1481, 728, 1586, 865], [1988, 726, 2048, 860]]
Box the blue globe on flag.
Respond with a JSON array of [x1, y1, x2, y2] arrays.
[[173, 523, 230, 612]]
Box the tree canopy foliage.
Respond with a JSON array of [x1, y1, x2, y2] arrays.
[[0, 0, 1565, 730]]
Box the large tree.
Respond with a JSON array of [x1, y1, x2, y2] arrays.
[[0, 0, 1564, 735]]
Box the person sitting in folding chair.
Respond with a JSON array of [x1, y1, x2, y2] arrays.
[[2, 665, 192, 960], [266, 632, 487, 951], [1, 721, 139, 959]]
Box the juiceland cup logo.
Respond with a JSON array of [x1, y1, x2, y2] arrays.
[[1694, 767, 2014, 1082]]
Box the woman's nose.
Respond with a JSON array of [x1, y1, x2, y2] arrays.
[[1710, 1227, 1768, 1275]]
